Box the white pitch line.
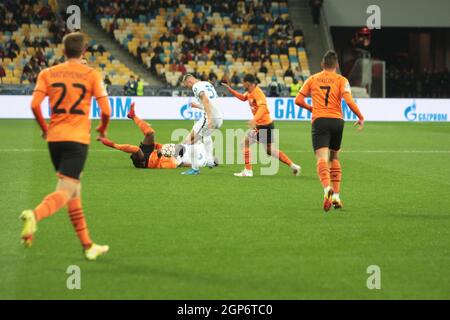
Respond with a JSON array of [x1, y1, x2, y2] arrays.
[[0, 148, 115, 152], [288, 150, 450, 153], [0, 149, 450, 154]]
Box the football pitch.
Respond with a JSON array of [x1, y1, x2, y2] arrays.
[[0, 119, 449, 299]]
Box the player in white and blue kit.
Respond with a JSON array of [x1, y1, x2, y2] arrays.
[[180, 74, 223, 175], [175, 142, 218, 168]]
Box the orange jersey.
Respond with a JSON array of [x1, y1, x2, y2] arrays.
[[33, 60, 109, 144], [298, 71, 353, 122], [147, 151, 177, 169], [244, 86, 272, 125], [146, 143, 177, 169]]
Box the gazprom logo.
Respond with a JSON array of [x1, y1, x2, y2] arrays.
[[404, 102, 417, 121], [272, 98, 357, 120], [274, 98, 311, 120], [92, 97, 132, 118], [404, 101, 447, 122], [180, 104, 203, 120]]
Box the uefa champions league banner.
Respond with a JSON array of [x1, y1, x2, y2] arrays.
[[0, 95, 448, 122]]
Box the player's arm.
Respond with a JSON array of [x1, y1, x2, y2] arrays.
[[31, 71, 48, 139], [294, 93, 313, 112], [189, 99, 201, 109], [221, 82, 248, 101], [198, 91, 214, 129], [96, 97, 111, 138], [92, 71, 112, 138], [341, 79, 364, 130], [294, 77, 313, 112]]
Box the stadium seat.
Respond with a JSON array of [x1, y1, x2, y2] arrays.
[[87, 0, 308, 88]]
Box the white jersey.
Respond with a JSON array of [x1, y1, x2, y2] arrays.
[[192, 81, 223, 120], [176, 143, 206, 167]]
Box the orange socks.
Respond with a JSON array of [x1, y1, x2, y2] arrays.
[[114, 143, 140, 154], [244, 146, 293, 170], [133, 116, 154, 135], [330, 159, 342, 193], [266, 146, 293, 167], [275, 150, 293, 166], [33, 186, 93, 249], [34, 190, 69, 222], [68, 198, 92, 249], [317, 158, 331, 189], [243, 147, 252, 170]]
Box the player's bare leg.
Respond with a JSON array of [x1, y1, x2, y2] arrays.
[[315, 147, 334, 211], [264, 143, 301, 176], [234, 135, 254, 177], [330, 149, 343, 209]]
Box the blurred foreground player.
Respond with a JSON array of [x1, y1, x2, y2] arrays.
[[21, 32, 111, 260], [295, 50, 364, 211]]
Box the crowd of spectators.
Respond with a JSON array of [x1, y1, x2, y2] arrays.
[[85, 0, 306, 88], [0, 1, 74, 84], [0, 0, 67, 43], [0, 0, 55, 32], [386, 66, 449, 98]]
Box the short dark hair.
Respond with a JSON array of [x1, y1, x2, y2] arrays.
[[243, 73, 257, 84], [63, 32, 85, 59], [322, 50, 338, 69]]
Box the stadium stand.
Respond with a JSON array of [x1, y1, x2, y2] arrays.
[[386, 66, 449, 98], [88, 0, 310, 89], [0, 0, 137, 86]]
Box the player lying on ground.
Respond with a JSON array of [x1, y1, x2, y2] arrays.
[[21, 32, 111, 260], [180, 73, 224, 175], [222, 74, 301, 177], [295, 50, 365, 211], [98, 102, 214, 169]]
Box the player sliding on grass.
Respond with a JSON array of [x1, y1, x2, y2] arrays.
[[295, 50, 365, 211], [21, 32, 111, 260], [222, 74, 301, 177], [98, 102, 212, 169]]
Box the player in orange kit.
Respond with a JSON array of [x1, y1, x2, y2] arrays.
[[99, 103, 216, 169], [21, 32, 111, 260], [222, 74, 301, 177], [98, 102, 177, 169], [295, 50, 365, 211]]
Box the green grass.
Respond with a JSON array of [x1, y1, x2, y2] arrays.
[[0, 119, 449, 299]]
